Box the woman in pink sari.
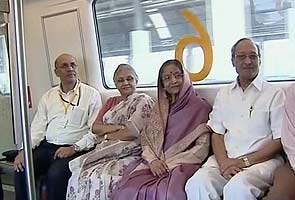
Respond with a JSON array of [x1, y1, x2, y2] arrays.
[[112, 59, 212, 200], [263, 83, 295, 200]]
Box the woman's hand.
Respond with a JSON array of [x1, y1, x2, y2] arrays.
[[149, 159, 169, 177]]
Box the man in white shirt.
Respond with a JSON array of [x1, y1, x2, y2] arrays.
[[13, 53, 102, 200], [185, 38, 285, 200]]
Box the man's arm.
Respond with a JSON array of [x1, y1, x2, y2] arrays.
[[243, 88, 284, 167], [71, 90, 102, 150], [212, 133, 244, 179], [29, 95, 48, 149], [54, 90, 102, 159], [212, 133, 228, 167], [14, 94, 48, 171], [244, 139, 282, 166]]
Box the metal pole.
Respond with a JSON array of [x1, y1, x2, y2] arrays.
[[11, 0, 37, 199]]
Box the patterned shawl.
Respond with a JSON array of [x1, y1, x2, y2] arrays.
[[142, 70, 211, 160], [69, 93, 154, 172], [282, 83, 295, 172]]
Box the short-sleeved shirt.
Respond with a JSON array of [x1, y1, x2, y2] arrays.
[[30, 81, 102, 150], [208, 75, 285, 158]]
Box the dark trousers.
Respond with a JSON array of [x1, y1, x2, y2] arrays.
[[14, 140, 86, 200]]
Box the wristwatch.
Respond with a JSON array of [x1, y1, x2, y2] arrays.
[[242, 157, 251, 167], [73, 144, 81, 152], [104, 134, 109, 140]]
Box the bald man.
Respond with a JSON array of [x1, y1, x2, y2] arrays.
[[14, 54, 102, 200]]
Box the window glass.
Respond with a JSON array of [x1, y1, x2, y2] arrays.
[[0, 23, 14, 156], [0, 34, 9, 94], [94, 0, 295, 87]]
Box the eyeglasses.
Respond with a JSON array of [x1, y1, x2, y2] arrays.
[[235, 54, 259, 61], [116, 76, 135, 83], [57, 63, 78, 69], [162, 73, 184, 82]]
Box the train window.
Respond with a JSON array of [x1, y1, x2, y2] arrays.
[[93, 0, 295, 88], [0, 18, 14, 156], [0, 31, 9, 94]]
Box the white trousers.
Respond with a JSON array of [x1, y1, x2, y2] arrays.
[[185, 155, 283, 200]]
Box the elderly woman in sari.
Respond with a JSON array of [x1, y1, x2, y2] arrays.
[[66, 64, 154, 200], [112, 59, 211, 200]]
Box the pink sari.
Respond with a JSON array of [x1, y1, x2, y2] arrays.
[[112, 71, 211, 200], [282, 83, 295, 172]]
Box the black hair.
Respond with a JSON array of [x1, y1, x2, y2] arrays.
[[157, 59, 184, 99]]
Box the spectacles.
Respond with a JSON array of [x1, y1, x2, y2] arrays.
[[162, 73, 184, 82], [235, 54, 259, 61], [57, 63, 78, 69]]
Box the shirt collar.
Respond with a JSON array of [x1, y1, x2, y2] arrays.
[[230, 74, 263, 91], [58, 79, 80, 95]]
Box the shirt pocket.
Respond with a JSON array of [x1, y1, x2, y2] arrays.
[[250, 106, 270, 129], [222, 106, 235, 130], [69, 108, 86, 126]]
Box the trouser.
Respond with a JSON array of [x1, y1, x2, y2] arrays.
[[14, 140, 87, 200], [185, 155, 283, 200], [263, 162, 295, 200]]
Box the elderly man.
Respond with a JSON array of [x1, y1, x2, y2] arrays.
[[263, 83, 295, 200], [13, 53, 102, 200], [185, 38, 285, 200]]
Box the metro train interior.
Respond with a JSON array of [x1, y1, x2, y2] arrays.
[[0, 0, 294, 199]]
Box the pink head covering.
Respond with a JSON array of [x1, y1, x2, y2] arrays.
[[156, 60, 211, 151]]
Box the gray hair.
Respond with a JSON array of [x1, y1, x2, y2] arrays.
[[231, 38, 261, 64], [113, 64, 138, 82]]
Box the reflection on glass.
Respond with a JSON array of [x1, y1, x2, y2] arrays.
[[0, 28, 14, 157], [94, 0, 295, 87], [0, 35, 10, 94]]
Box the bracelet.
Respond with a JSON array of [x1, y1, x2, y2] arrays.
[[104, 134, 108, 140]]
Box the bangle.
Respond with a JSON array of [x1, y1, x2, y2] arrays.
[[73, 144, 81, 152], [104, 134, 108, 140]]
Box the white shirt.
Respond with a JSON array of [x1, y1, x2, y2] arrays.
[[30, 81, 102, 150], [208, 76, 285, 158]]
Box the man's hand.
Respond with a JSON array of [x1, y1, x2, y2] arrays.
[[149, 159, 169, 177], [219, 158, 243, 173], [14, 150, 25, 172], [54, 146, 76, 159], [222, 165, 243, 180]]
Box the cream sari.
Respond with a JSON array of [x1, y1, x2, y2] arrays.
[[66, 93, 154, 200]]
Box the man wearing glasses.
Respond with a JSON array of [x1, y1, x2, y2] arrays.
[[13, 53, 102, 200], [186, 38, 285, 200]]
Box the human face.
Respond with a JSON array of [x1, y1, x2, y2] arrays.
[[161, 64, 184, 96], [233, 40, 261, 83], [114, 68, 137, 98], [54, 54, 78, 84]]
